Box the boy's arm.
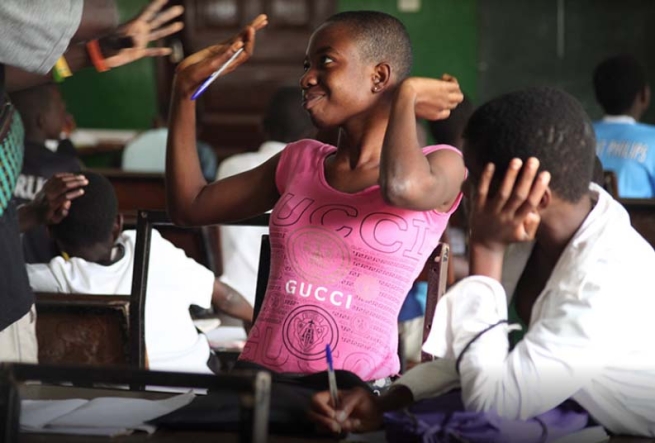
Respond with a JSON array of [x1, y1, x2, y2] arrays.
[[4, 0, 183, 93], [380, 76, 465, 212], [211, 280, 253, 323]]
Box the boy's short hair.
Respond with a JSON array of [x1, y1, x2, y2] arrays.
[[326, 11, 413, 81], [10, 83, 56, 127], [593, 54, 647, 115], [50, 172, 118, 250], [263, 86, 314, 143], [428, 94, 474, 147], [463, 87, 595, 203]]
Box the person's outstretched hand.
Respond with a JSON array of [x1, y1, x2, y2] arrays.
[[308, 387, 384, 435], [402, 74, 463, 121], [173, 14, 268, 99], [104, 0, 185, 69]]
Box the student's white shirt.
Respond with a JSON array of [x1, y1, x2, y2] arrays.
[[26, 230, 215, 374], [216, 141, 286, 305], [403, 184, 655, 437]]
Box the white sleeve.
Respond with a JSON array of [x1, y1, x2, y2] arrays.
[[393, 358, 460, 401], [424, 273, 620, 420], [149, 231, 215, 309], [26, 264, 63, 292], [0, 0, 83, 73]]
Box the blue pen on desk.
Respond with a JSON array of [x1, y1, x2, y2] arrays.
[[326, 344, 340, 409], [191, 47, 244, 100]]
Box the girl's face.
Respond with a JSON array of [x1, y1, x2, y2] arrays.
[[300, 23, 378, 129]]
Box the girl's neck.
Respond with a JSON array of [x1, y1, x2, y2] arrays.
[[336, 106, 390, 170]]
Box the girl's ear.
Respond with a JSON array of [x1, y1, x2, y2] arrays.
[[538, 187, 552, 211], [371, 63, 392, 93]]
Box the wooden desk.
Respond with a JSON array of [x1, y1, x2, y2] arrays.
[[18, 385, 320, 443], [17, 385, 654, 443]]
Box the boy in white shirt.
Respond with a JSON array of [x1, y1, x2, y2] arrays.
[[26, 172, 253, 373], [309, 87, 655, 437]]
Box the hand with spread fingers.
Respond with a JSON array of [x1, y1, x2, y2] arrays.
[[173, 14, 268, 99], [468, 157, 551, 279], [104, 0, 186, 69], [18, 173, 88, 233], [401, 74, 464, 121], [308, 387, 383, 435]]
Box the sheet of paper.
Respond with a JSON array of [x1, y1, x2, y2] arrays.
[[20, 392, 195, 437], [551, 426, 609, 443], [21, 399, 88, 430]]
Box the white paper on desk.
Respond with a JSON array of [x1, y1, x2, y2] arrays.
[[21, 392, 195, 436], [551, 426, 609, 443]]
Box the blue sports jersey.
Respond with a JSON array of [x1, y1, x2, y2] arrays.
[[594, 119, 655, 198]]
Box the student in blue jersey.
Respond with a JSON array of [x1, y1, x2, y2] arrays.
[[593, 54, 655, 198]]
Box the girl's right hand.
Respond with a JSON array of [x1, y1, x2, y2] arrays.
[[401, 74, 463, 120], [173, 14, 268, 99]]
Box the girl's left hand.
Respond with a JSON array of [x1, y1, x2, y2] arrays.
[[403, 74, 463, 120]]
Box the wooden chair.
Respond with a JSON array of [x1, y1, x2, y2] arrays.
[[603, 170, 619, 198], [252, 235, 271, 323], [34, 293, 132, 367], [421, 243, 451, 363], [0, 363, 271, 443], [619, 198, 655, 249]]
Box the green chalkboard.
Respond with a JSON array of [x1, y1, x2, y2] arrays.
[[477, 0, 655, 123]]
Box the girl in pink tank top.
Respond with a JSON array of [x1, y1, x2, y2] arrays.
[[166, 12, 466, 382]]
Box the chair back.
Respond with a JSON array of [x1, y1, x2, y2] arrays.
[[252, 235, 271, 323], [34, 293, 131, 366], [619, 198, 655, 249], [603, 170, 619, 198], [421, 243, 451, 362]]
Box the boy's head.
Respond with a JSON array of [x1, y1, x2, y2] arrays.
[[593, 54, 650, 117], [263, 86, 314, 143], [11, 84, 67, 141], [324, 11, 413, 82], [428, 94, 474, 149], [50, 172, 120, 259], [462, 87, 595, 204]]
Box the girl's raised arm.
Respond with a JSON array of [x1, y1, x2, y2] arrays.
[[166, 15, 279, 226], [380, 75, 466, 212]]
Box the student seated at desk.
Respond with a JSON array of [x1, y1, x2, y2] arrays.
[[25, 172, 253, 374], [309, 87, 655, 437]]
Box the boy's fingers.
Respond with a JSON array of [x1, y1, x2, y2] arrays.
[[249, 14, 268, 31], [491, 158, 522, 213], [515, 171, 551, 221], [149, 22, 184, 41], [505, 157, 540, 213], [139, 0, 168, 23], [307, 411, 341, 434], [148, 4, 184, 29], [310, 391, 336, 418], [475, 163, 495, 210]]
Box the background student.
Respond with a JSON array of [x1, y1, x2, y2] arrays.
[[309, 87, 655, 438], [593, 54, 655, 198], [26, 172, 253, 374], [166, 11, 465, 385]]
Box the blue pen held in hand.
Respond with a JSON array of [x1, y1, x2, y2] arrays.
[[326, 344, 340, 409], [191, 47, 244, 100]]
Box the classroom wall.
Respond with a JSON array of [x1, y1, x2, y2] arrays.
[[60, 0, 157, 130]]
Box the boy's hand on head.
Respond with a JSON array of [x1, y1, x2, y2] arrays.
[[17, 173, 87, 233], [470, 157, 551, 252], [103, 0, 185, 69], [33, 173, 88, 226], [308, 387, 383, 435], [173, 14, 268, 99], [401, 75, 463, 121]]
